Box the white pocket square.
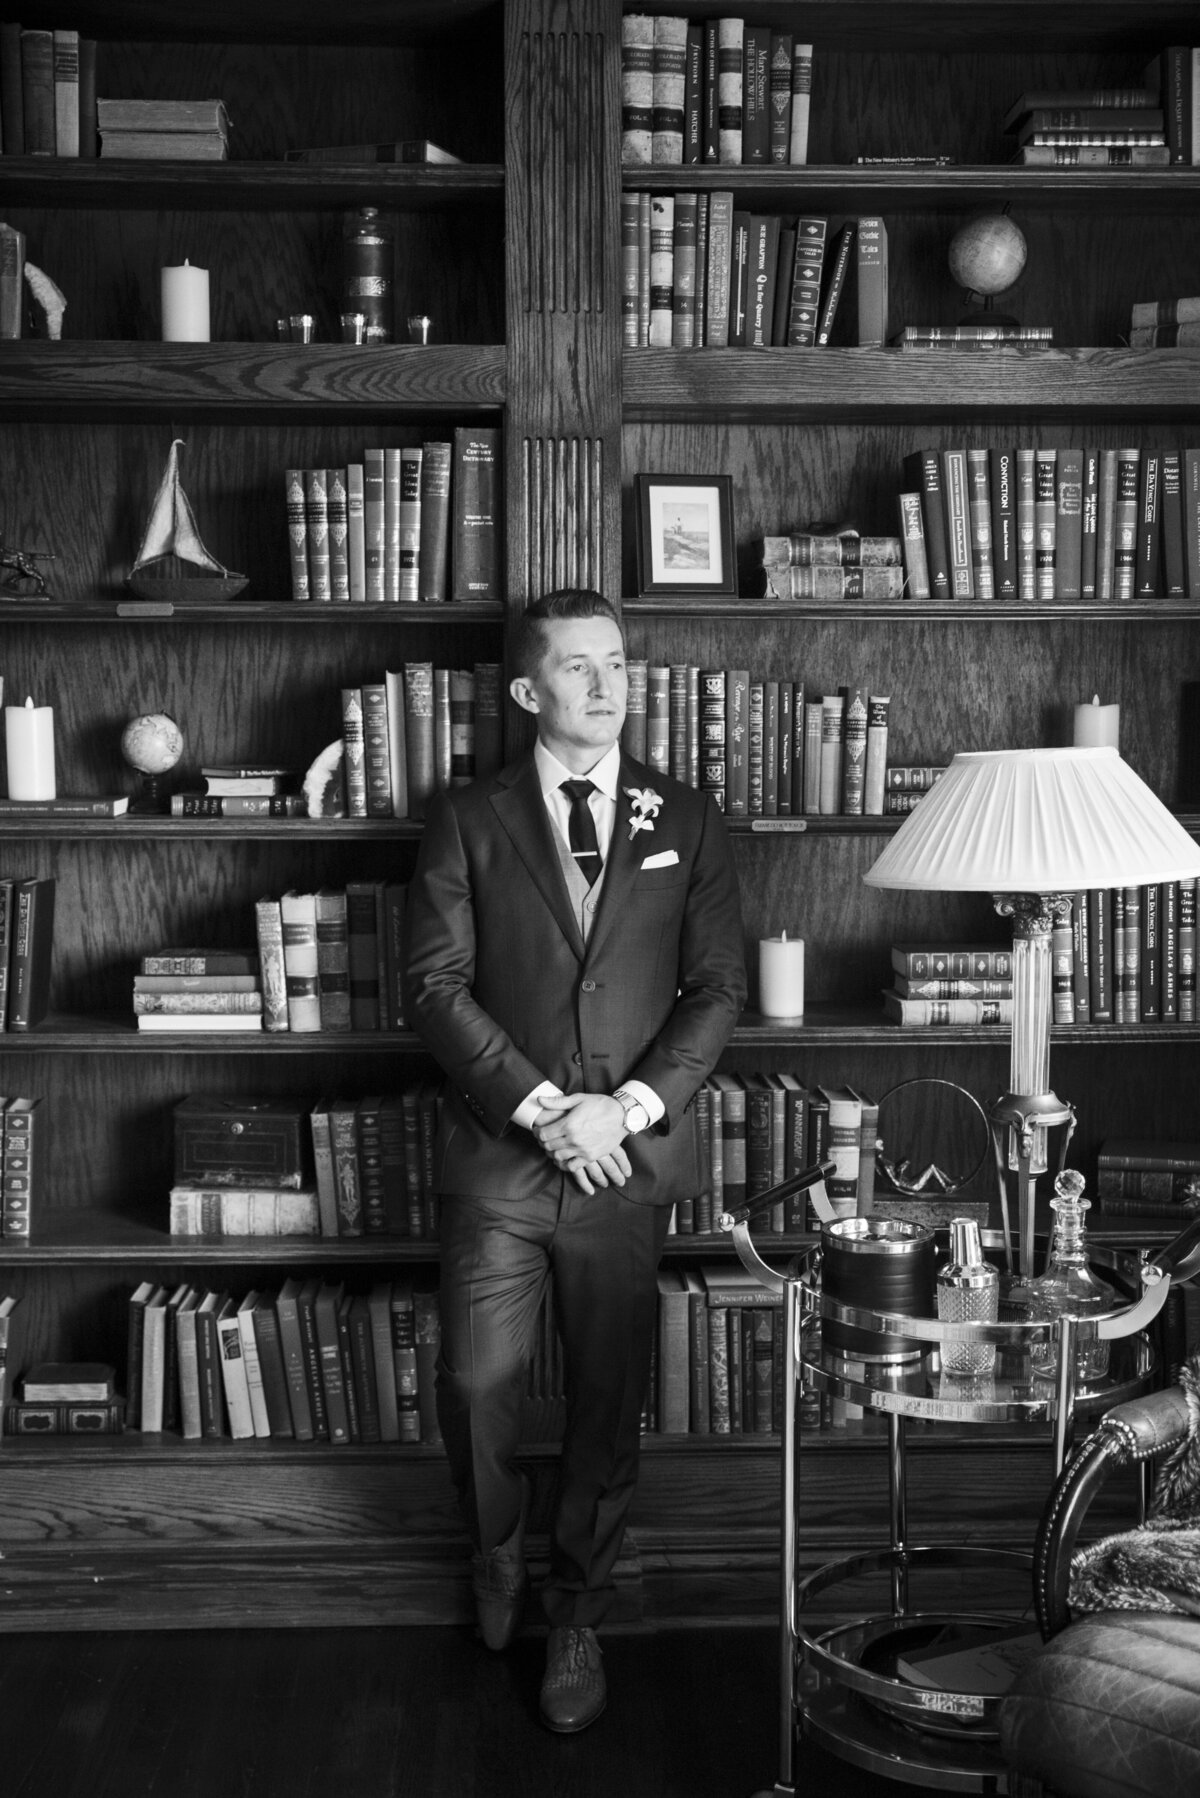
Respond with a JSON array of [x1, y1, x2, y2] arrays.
[[641, 849, 679, 869]]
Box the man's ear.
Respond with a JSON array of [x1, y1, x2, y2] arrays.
[[510, 674, 539, 715]]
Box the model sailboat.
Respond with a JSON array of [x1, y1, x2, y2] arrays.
[[127, 438, 248, 602]]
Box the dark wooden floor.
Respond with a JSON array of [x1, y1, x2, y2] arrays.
[[0, 1622, 917, 1797]]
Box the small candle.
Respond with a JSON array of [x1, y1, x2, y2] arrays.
[[1073, 694, 1120, 750], [759, 931, 805, 1018], [6, 696, 56, 800], [161, 259, 210, 342]]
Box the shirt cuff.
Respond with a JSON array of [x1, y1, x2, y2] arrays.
[[618, 1079, 664, 1128], [511, 1081, 564, 1132]]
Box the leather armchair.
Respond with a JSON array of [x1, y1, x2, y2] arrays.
[[998, 1380, 1200, 1798]]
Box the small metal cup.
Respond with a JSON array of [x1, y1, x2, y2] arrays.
[[340, 311, 367, 344], [289, 313, 315, 344], [407, 314, 432, 345], [274, 316, 290, 342]]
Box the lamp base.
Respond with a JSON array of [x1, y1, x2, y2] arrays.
[[990, 1090, 1076, 1280]]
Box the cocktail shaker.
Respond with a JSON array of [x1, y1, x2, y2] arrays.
[[937, 1216, 999, 1376]]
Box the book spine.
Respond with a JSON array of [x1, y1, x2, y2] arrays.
[[449, 669, 475, 786], [941, 448, 974, 599], [855, 216, 888, 347], [341, 686, 367, 817], [704, 190, 733, 346], [819, 694, 844, 815], [398, 445, 422, 602], [1013, 446, 1035, 600], [815, 220, 854, 345], [20, 28, 55, 155], [768, 32, 792, 165], [651, 14, 687, 165], [863, 695, 890, 816], [699, 670, 726, 810], [315, 890, 352, 1034], [1180, 877, 1197, 1022], [361, 682, 393, 816], [725, 670, 749, 815], [620, 12, 653, 165], [284, 468, 311, 601], [384, 447, 402, 602], [965, 447, 994, 599], [304, 467, 331, 602], [52, 29, 79, 157], [746, 679, 763, 814], [451, 427, 500, 602], [1162, 879, 1179, 1021], [1055, 446, 1083, 601], [683, 24, 703, 165], [903, 450, 951, 600], [647, 193, 675, 347], [897, 492, 930, 599], [1097, 447, 1119, 601], [1187, 449, 1200, 599], [988, 447, 1017, 599], [645, 664, 670, 778], [749, 213, 781, 347], [803, 700, 823, 813], [1114, 448, 1141, 600], [1, 22, 24, 153], [403, 662, 436, 820], [740, 26, 769, 165], [1135, 450, 1162, 596], [785, 214, 825, 348], [1034, 447, 1057, 600], [326, 466, 350, 601], [363, 448, 386, 602], [1080, 448, 1099, 599], [716, 18, 743, 165], [841, 688, 867, 816], [728, 209, 750, 347], [1162, 450, 1186, 596], [280, 894, 321, 1032], [789, 42, 813, 165]]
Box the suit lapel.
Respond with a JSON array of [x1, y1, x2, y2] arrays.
[[491, 757, 586, 959]]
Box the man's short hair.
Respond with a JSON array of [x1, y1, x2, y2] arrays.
[[509, 589, 624, 682]]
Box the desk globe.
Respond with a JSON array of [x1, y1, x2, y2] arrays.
[[121, 711, 183, 814], [948, 211, 1027, 327]]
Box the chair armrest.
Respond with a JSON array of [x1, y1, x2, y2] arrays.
[[1033, 1384, 1192, 1638]]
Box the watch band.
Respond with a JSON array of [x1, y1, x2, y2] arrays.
[[613, 1088, 650, 1134]]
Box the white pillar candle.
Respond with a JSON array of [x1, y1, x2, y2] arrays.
[[161, 259, 210, 342], [6, 696, 56, 800], [1073, 694, 1120, 750], [759, 932, 805, 1018]]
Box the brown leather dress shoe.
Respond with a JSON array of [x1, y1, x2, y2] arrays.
[[471, 1509, 528, 1651], [539, 1625, 607, 1733]]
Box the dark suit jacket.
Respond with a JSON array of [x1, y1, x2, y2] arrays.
[[402, 751, 747, 1207]]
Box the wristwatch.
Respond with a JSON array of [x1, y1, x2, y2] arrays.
[[613, 1087, 651, 1135]]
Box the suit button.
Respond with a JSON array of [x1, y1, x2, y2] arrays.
[[572, 1052, 582, 1065], [581, 979, 596, 992]]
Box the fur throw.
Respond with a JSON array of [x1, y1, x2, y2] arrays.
[[1069, 1351, 1200, 1617]]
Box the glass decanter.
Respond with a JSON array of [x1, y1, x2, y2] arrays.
[[1027, 1168, 1118, 1386]]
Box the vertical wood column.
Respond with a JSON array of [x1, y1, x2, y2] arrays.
[[504, 0, 623, 646]]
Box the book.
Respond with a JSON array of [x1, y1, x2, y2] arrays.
[[279, 890, 321, 1032], [747, 212, 781, 347], [741, 25, 770, 165], [99, 128, 229, 160], [1034, 447, 1056, 600], [285, 139, 461, 164], [215, 1306, 255, 1440], [1135, 451, 1163, 596], [303, 467, 331, 602], [23, 1361, 114, 1402], [360, 681, 393, 817], [19, 28, 55, 155], [314, 1281, 351, 1445], [789, 42, 813, 165], [1017, 143, 1170, 167], [314, 887, 352, 1033], [883, 992, 1013, 1026], [95, 98, 230, 134], [855, 216, 888, 347], [784, 214, 826, 347], [274, 1278, 314, 1441], [716, 17, 743, 164], [346, 462, 366, 602], [0, 795, 129, 815], [384, 447, 402, 602], [704, 189, 734, 346], [941, 448, 974, 600], [398, 445, 422, 602], [656, 1269, 690, 1433], [896, 1623, 1042, 1696], [169, 794, 306, 818], [1162, 451, 1186, 596], [1055, 445, 1084, 601], [620, 13, 653, 163], [762, 566, 904, 602], [51, 28, 79, 158], [363, 447, 386, 602], [815, 220, 854, 346], [0, 220, 25, 340], [251, 1291, 294, 1438], [1016, 446, 1036, 600], [134, 991, 262, 1015], [326, 467, 350, 601], [418, 440, 452, 602], [253, 897, 288, 1032], [1, 22, 23, 154], [1002, 89, 1157, 131], [329, 1098, 365, 1236], [168, 1186, 319, 1236], [1114, 447, 1141, 600], [450, 426, 500, 602], [390, 1278, 420, 1444], [964, 448, 994, 599], [892, 945, 1013, 978], [648, 193, 674, 345], [8, 877, 55, 1030], [901, 449, 952, 601], [5, 1400, 123, 1435], [767, 32, 792, 165], [236, 1292, 272, 1439]]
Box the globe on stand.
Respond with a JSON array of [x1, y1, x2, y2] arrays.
[[947, 212, 1027, 328], [121, 712, 183, 814]]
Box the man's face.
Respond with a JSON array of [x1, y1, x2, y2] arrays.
[[511, 615, 628, 770]]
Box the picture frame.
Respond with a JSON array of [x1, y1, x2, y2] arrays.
[[634, 473, 737, 598]]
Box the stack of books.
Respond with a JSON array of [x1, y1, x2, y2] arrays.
[[760, 528, 904, 601], [5, 1360, 122, 1436], [1128, 295, 1200, 350], [1050, 881, 1198, 1027], [133, 946, 264, 1033], [621, 665, 897, 819], [621, 17, 813, 166], [169, 765, 304, 820], [624, 202, 879, 349], [889, 324, 1054, 353], [284, 428, 500, 607], [1003, 86, 1168, 167], [1095, 1138, 1200, 1220], [97, 97, 230, 160], [899, 444, 1200, 604], [883, 945, 1013, 1029]]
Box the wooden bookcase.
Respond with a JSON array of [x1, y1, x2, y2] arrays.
[[0, 0, 1195, 1632]]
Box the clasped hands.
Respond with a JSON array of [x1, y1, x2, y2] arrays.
[[532, 1092, 631, 1195]]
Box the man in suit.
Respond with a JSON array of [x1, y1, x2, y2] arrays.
[[403, 588, 746, 1732]]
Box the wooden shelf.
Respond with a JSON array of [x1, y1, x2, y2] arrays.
[[0, 1210, 440, 1265], [623, 347, 1200, 421], [0, 816, 426, 840], [0, 599, 504, 624], [0, 157, 504, 212], [9, 1017, 427, 1051], [0, 343, 506, 417], [622, 164, 1200, 215], [623, 595, 1200, 622]]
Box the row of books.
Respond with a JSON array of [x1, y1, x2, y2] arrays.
[[1127, 295, 1200, 350], [133, 887, 408, 1037], [899, 445, 1200, 605], [170, 1086, 443, 1241], [0, 22, 94, 157], [680, 1073, 876, 1239], [621, 665, 909, 818], [1095, 1137, 1200, 1218], [337, 664, 503, 824], [0, 875, 54, 1030], [284, 429, 500, 606], [621, 16, 811, 167], [1051, 883, 1199, 1028], [624, 201, 882, 349], [127, 1277, 443, 1445]]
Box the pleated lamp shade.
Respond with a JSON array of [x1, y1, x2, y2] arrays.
[[863, 747, 1200, 893]]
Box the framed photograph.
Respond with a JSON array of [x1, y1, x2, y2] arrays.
[[634, 473, 737, 598]]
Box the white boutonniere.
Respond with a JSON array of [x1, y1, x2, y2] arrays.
[[625, 785, 663, 840]]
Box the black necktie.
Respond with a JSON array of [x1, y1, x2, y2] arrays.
[[561, 779, 602, 873]]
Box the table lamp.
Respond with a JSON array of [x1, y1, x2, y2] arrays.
[[863, 748, 1200, 1279]]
